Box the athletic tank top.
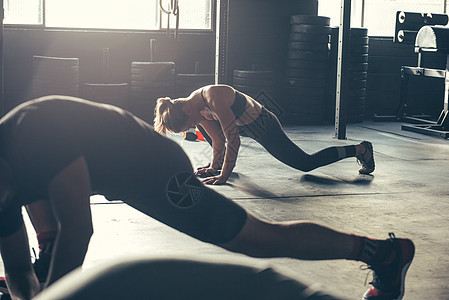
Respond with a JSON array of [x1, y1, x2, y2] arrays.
[[201, 89, 247, 119]]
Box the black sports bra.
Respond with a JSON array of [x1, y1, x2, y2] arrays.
[[201, 89, 247, 119]]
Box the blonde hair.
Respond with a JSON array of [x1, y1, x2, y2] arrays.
[[153, 97, 188, 134]]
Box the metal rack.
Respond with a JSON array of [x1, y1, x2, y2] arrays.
[[400, 26, 449, 139]]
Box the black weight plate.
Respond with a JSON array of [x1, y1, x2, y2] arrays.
[[288, 50, 329, 61], [350, 36, 370, 45], [33, 77, 79, 86], [132, 61, 175, 68], [285, 93, 327, 102], [286, 59, 329, 70], [349, 71, 368, 80], [347, 95, 366, 105], [283, 95, 325, 106], [131, 74, 175, 82], [131, 69, 175, 78], [288, 41, 329, 52], [131, 67, 175, 74], [233, 84, 275, 94], [290, 24, 332, 35], [285, 77, 327, 88], [176, 74, 214, 80], [285, 86, 327, 97], [349, 62, 369, 72], [131, 81, 174, 89], [285, 68, 328, 79], [83, 83, 128, 96], [349, 54, 369, 64], [131, 64, 175, 78], [233, 70, 276, 79], [349, 88, 367, 97], [349, 79, 368, 89], [290, 15, 330, 26], [289, 33, 330, 43], [32, 87, 79, 97], [348, 45, 369, 54], [233, 77, 277, 86]]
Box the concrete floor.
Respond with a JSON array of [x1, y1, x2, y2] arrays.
[[4, 121, 449, 299]]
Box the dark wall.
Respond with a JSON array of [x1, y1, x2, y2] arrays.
[[3, 29, 215, 111], [3, 0, 317, 113]]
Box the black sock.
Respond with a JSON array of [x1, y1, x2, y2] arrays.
[[335, 145, 357, 159], [349, 234, 395, 266]]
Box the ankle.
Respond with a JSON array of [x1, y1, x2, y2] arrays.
[[349, 235, 394, 266], [355, 144, 366, 156]]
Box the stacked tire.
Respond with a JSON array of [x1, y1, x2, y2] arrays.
[[283, 15, 331, 124], [233, 70, 283, 118], [130, 62, 175, 123], [81, 83, 129, 109], [175, 73, 215, 98], [328, 27, 369, 123], [31, 55, 80, 98]]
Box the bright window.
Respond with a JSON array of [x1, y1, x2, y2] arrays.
[[4, 0, 42, 25], [4, 0, 212, 30], [319, 0, 447, 36]]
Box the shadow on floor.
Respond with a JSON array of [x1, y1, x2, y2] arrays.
[[300, 174, 374, 185], [227, 173, 279, 199]]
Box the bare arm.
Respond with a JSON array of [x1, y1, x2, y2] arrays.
[[203, 86, 241, 184], [197, 119, 226, 170], [0, 224, 41, 300], [45, 156, 93, 286]]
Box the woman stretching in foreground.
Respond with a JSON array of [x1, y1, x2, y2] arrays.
[[154, 84, 375, 185]]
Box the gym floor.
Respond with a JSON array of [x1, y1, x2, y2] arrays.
[[4, 120, 449, 299]]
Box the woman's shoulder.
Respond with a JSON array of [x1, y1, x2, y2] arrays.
[[203, 85, 235, 102]]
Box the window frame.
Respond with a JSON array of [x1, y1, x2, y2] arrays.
[[3, 0, 215, 33]]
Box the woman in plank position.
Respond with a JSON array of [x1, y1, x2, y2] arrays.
[[154, 84, 375, 185]]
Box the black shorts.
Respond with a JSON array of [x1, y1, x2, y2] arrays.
[[121, 136, 247, 245]]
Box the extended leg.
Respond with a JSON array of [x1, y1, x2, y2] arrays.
[[247, 111, 371, 172]]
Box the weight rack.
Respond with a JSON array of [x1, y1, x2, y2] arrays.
[[400, 26, 449, 139]]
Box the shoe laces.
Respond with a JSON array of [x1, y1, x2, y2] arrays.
[[360, 264, 373, 286]]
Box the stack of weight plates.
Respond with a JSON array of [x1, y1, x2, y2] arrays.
[[81, 83, 129, 109], [175, 73, 215, 98], [31, 55, 80, 98], [130, 62, 176, 123], [233, 70, 283, 118], [328, 27, 369, 123], [284, 15, 331, 124]]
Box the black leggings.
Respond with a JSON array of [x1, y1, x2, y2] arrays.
[[198, 108, 356, 172]]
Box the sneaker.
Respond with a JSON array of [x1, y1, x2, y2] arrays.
[[357, 141, 375, 174], [0, 253, 50, 295], [362, 233, 415, 300]]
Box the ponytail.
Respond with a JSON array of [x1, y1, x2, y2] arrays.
[[153, 97, 188, 134]]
